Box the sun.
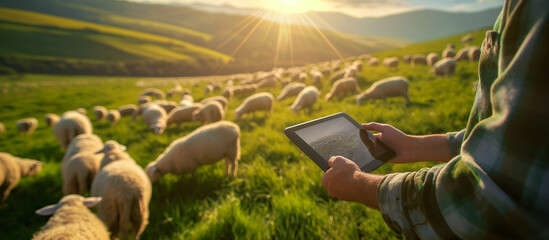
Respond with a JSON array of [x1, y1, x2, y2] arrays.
[[266, 0, 312, 13]]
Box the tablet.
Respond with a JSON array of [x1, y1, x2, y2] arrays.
[[284, 112, 396, 172]]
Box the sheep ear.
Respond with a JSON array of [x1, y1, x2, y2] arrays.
[[95, 148, 106, 154], [35, 204, 61, 216], [83, 197, 102, 208], [116, 143, 127, 151]]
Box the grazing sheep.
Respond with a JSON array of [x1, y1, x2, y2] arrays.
[[383, 57, 399, 68], [297, 72, 307, 82], [143, 104, 167, 135], [54, 112, 93, 149], [467, 46, 481, 61], [402, 55, 412, 63], [221, 88, 233, 99], [153, 100, 178, 114], [16, 118, 38, 134], [325, 77, 360, 102], [411, 54, 427, 66], [427, 52, 440, 66], [344, 66, 358, 78], [62, 134, 103, 195], [92, 141, 151, 240], [430, 58, 457, 77], [200, 96, 228, 110], [367, 58, 379, 66], [76, 108, 87, 115], [146, 121, 241, 181], [356, 76, 410, 104], [232, 84, 258, 97], [167, 104, 202, 126], [461, 34, 473, 46], [118, 104, 138, 117], [179, 94, 194, 107], [290, 86, 320, 113], [0, 122, 4, 133], [44, 113, 60, 128], [140, 88, 165, 100], [257, 77, 277, 89], [280, 78, 291, 87], [352, 60, 363, 71], [192, 101, 225, 124], [234, 92, 274, 121], [277, 82, 306, 101], [442, 48, 456, 58], [33, 195, 109, 240], [137, 96, 151, 105], [93, 106, 108, 122], [204, 84, 214, 95], [454, 46, 475, 61], [310, 70, 323, 89], [0, 152, 42, 202], [328, 69, 345, 84], [166, 85, 183, 98], [106, 110, 120, 126]]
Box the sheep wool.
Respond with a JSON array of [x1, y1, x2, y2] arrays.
[[61, 134, 103, 195], [200, 96, 228, 110], [192, 101, 225, 124], [430, 58, 457, 78], [54, 111, 93, 149], [146, 121, 241, 181], [33, 195, 109, 240], [143, 104, 167, 135], [221, 88, 233, 100], [44, 114, 60, 128], [277, 82, 306, 101], [290, 86, 320, 113], [356, 76, 410, 104], [167, 104, 202, 126], [105, 110, 120, 126], [118, 104, 138, 117], [328, 69, 345, 84], [467, 46, 481, 61], [0, 152, 42, 202], [140, 88, 165, 100], [367, 58, 379, 66], [325, 77, 360, 102], [383, 57, 399, 68], [411, 54, 427, 66], [137, 95, 151, 105], [16, 118, 38, 134], [93, 106, 108, 122], [76, 108, 87, 115], [426, 52, 440, 67], [0, 122, 4, 133], [234, 92, 274, 121]]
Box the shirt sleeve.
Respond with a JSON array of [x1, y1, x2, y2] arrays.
[[446, 129, 465, 157]]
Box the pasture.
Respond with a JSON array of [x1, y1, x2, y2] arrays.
[[0, 29, 485, 239]]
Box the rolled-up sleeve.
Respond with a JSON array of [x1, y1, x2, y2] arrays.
[[446, 129, 465, 157]]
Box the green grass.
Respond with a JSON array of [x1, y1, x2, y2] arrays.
[[0, 29, 483, 239]]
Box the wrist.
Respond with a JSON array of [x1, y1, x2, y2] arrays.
[[353, 171, 382, 209]]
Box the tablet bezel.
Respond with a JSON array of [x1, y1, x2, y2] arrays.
[[284, 112, 395, 172]]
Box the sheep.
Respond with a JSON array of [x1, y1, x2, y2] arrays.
[[325, 77, 360, 102], [179, 94, 194, 107], [232, 84, 258, 97], [192, 101, 225, 124], [62, 134, 103, 195], [44, 113, 60, 128], [118, 104, 138, 117], [0, 152, 42, 202], [76, 108, 87, 115], [204, 84, 214, 95], [454, 46, 475, 61], [153, 100, 178, 114], [297, 72, 307, 82], [16, 118, 38, 134], [290, 86, 320, 113], [146, 121, 241, 181], [411, 54, 427, 66], [143, 104, 167, 134], [467, 46, 481, 61], [33, 195, 109, 240], [221, 88, 233, 99], [427, 52, 440, 66], [140, 88, 165, 100], [344, 66, 358, 78], [234, 92, 274, 121], [309, 70, 323, 89], [167, 104, 203, 126], [277, 82, 306, 101], [93, 106, 108, 122], [356, 76, 410, 104], [461, 34, 473, 46], [257, 77, 277, 89], [328, 69, 345, 84], [383, 57, 399, 68], [0, 122, 4, 133], [430, 58, 457, 77], [402, 54, 412, 63], [91, 141, 151, 240], [367, 58, 379, 66], [200, 96, 228, 110], [106, 110, 120, 126], [54, 111, 93, 149], [442, 47, 456, 58], [352, 60, 363, 71], [137, 96, 151, 105], [166, 85, 183, 98]]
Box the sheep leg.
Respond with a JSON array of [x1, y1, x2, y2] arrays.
[[118, 200, 130, 240], [62, 174, 78, 195], [131, 199, 148, 240]]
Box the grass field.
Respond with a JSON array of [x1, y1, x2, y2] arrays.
[[0, 29, 486, 239]]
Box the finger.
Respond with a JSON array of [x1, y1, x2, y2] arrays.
[[328, 156, 337, 168], [362, 122, 384, 132]]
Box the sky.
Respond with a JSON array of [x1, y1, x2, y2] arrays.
[[129, 0, 505, 18]]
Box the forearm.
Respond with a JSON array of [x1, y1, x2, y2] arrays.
[[353, 172, 383, 209], [404, 134, 454, 163]]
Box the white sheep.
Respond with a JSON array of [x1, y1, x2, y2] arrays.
[[297, 72, 307, 82], [402, 55, 412, 63], [140, 88, 165, 100], [118, 104, 138, 117], [192, 101, 225, 124], [277, 82, 306, 101], [200, 96, 228, 110], [383, 57, 399, 68], [411, 54, 427, 66], [62, 134, 103, 195], [257, 77, 277, 89], [106, 110, 120, 126], [426, 52, 440, 66], [442, 45, 456, 58], [221, 88, 233, 99], [454, 46, 474, 61], [179, 94, 194, 107], [146, 121, 241, 181], [232, 84, 258, 97], [325, 77, 360, 101], [309, 70, 323, 89], [91, 141, 151, 240], [54, 111, 93, 149], [234, 92, 274, 121], [33, 195, 109, 240], [204, 84, 214, 95], [430, 58, 457, 77], [16, 118, 38, 134], [467, 46, 480, 61], [0, 122, 4, 133], [166, 85, 183, 98], [344, 66, 358, 78], [154, 100, 178, 114], [367, 58, 379, 66], [0, 152, 42, 202], [290, 86, 320, 113], [356, 76, 410, 104], [143, 104, 167, 134], [461, 34, 473, 46], [328, 69, 345, 84], [137, 95, 151, 105], [167, 104, 203, 126], [93, 106, 108, 122], [44, 113, 60, 128]]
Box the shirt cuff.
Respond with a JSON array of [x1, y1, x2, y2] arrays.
[[446, 129, 465, 157], [377, 172, 412, 236]]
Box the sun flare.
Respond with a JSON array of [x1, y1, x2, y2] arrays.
[[266, 0, 312, 13]]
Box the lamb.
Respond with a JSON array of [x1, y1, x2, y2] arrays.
[[118, 104, 138, 117], [54, 111, 93, 149], [383, 57, 399, 68], [411, 54, 427, 66], [430, 58, 457, 77], [44, 113, 60, 128], [0, 122, 4, 133], [16, 118, 38, 134], [356, 76, 410, 104], [343, 66, 358, 78], [137, 96, 151, 105], [140, 88, 165, 100], [146, 121, 241, 181], [76, 108, 87, 115], [33, 195, 109, 240], [277, 82, 306, 101], [328, 69, 345, 84], [93, 106, 108, 122], [192, 101, 225, 124], [106, 110, 120, 126], [0, 152, 42, 202], [367, 58, 379, 66], [200, 96, 228, 110], [167, 104, 203, 126], [467, 46, 481, 61], [91, 141, 151, 240], [143, 104, 168, 134], [234, 92, 274, 121], [426, 52, 440, 66], [62, 134, 103, 195], [290, 86, 320, 113], [325, 77, 360, 102]]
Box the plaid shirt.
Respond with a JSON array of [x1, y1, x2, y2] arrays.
[[377, 1, 549, 239]]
